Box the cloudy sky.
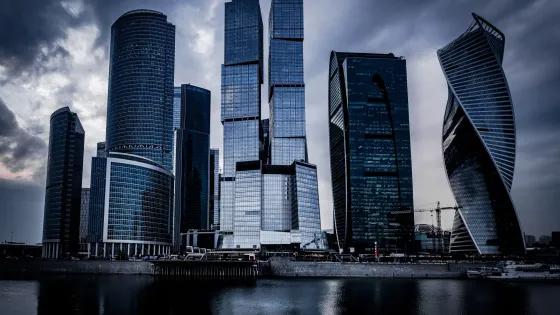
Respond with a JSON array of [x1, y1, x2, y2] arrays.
[[0, 0, 559, 244]]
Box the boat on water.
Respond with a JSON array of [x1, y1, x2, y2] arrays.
[[482, 262, 560, 282], [467, 267, 497, 279]]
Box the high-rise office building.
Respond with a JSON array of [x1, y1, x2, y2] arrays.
[[219, 0, 322, 250], [96, 142, 106, 158], [105, 9, 175, 171], [220, 0, 263, 248], [268, 0, 306, 166], [173, 84, 211, 251], [173, 87, 181, 130], [328, 52, 414, 254], [88, 10, 176, 258], [42, 107, 85, 259], [439, 13, 524, 255], [210, 149, 220, 230], [79, 188, 90, 253]]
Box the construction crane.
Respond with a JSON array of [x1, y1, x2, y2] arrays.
[[391, 201, 460, 254]]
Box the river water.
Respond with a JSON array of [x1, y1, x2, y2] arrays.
[[1, 276, 559, 314]]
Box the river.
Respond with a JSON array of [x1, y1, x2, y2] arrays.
[[1, 276, 559, 314]]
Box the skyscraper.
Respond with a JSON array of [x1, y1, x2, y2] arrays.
[[88, 10, 176, 258], [96, 142, 106, 158], [438, 13, 524, 255], [106, 9, 175, 171], [173, 87, 181, 130], [79, 188, 90, 253], [210, 149, 220, 230], [328, 52, 414, 254], [42, 107, 85, 259], [268, 0, 306, 165], [218, 0, 322, 250], [220, 0, 263, 247], [173, 84, 211, 251]]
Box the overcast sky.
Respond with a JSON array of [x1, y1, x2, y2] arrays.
[[0, 0, 559, 244]]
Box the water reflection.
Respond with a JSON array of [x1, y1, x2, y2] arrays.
[[6, 276, 556, 315]]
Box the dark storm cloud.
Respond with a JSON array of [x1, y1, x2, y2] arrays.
[[0, 178, 44, 244], [0, 0, 82, 82], [0, 97, 47, 173]]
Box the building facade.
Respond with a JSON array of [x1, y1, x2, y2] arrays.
[[173, 84, 211, 252], [210, 149, 220, 230], [439, 13, 525, 255], [268, 0, 306, 166], [88, 10, 176, 258], [218, 0, 322, 250], [96, 142, 106, 158], [220, 0, 264, 247], [328, 52, 414, 254], [42, 107, 85, 259], [105, 9, 175, 171], [79, 188, 90, 253]]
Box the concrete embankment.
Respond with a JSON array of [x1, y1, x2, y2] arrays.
[[0, 260, 153, 277], [1, 259, 490, 279], [260, 259, 490, 279]]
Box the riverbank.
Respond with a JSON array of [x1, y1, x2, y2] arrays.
[[0, 259, 490, 279], [260, 258, 489, 279]]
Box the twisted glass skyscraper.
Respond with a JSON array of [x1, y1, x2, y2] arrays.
[[328, 52, 414, 254], [438, 13, 524, 255], [88, 10, 176, 258]]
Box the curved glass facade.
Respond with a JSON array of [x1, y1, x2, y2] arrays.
[[328, 52, 414, 254], [106, 10, 175, 171], [106, 154, 174, 244], [438, 13, 524, 255], [42, 107, 85, 258]]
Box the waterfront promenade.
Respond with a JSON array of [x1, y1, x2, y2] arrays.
[[0, 259, 489, 279]]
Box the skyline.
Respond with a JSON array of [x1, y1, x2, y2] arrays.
[[1, 0, 559, 244]]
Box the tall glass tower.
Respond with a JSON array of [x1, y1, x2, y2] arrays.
[[219, 0, 322, 250], [87, 10, 176, 258], [106, 9, 175, 171], [220, 0, 263, 247], [173, 84, 211, 252], [328, 52, 414, 254], [268, 0, 306, 165], [438, 13, 525, 255], [42, 107, 85, 259]]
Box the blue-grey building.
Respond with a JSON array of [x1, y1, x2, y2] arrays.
[[79, 188, 90, 254], [268, 0, 306, 165], [42, 107, 85, 259], [218, 0, 322, 250], [210, 148, 220, 230], [328, 52, 414, 254], [88, 10, 175, 258], [173, 87, 181, 130], [173, 84, 211, 251], [96, 142, 106, 158], [438, 13, 525, 255], [105, 9, 175, 171], [220, 0, 264, 248]]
